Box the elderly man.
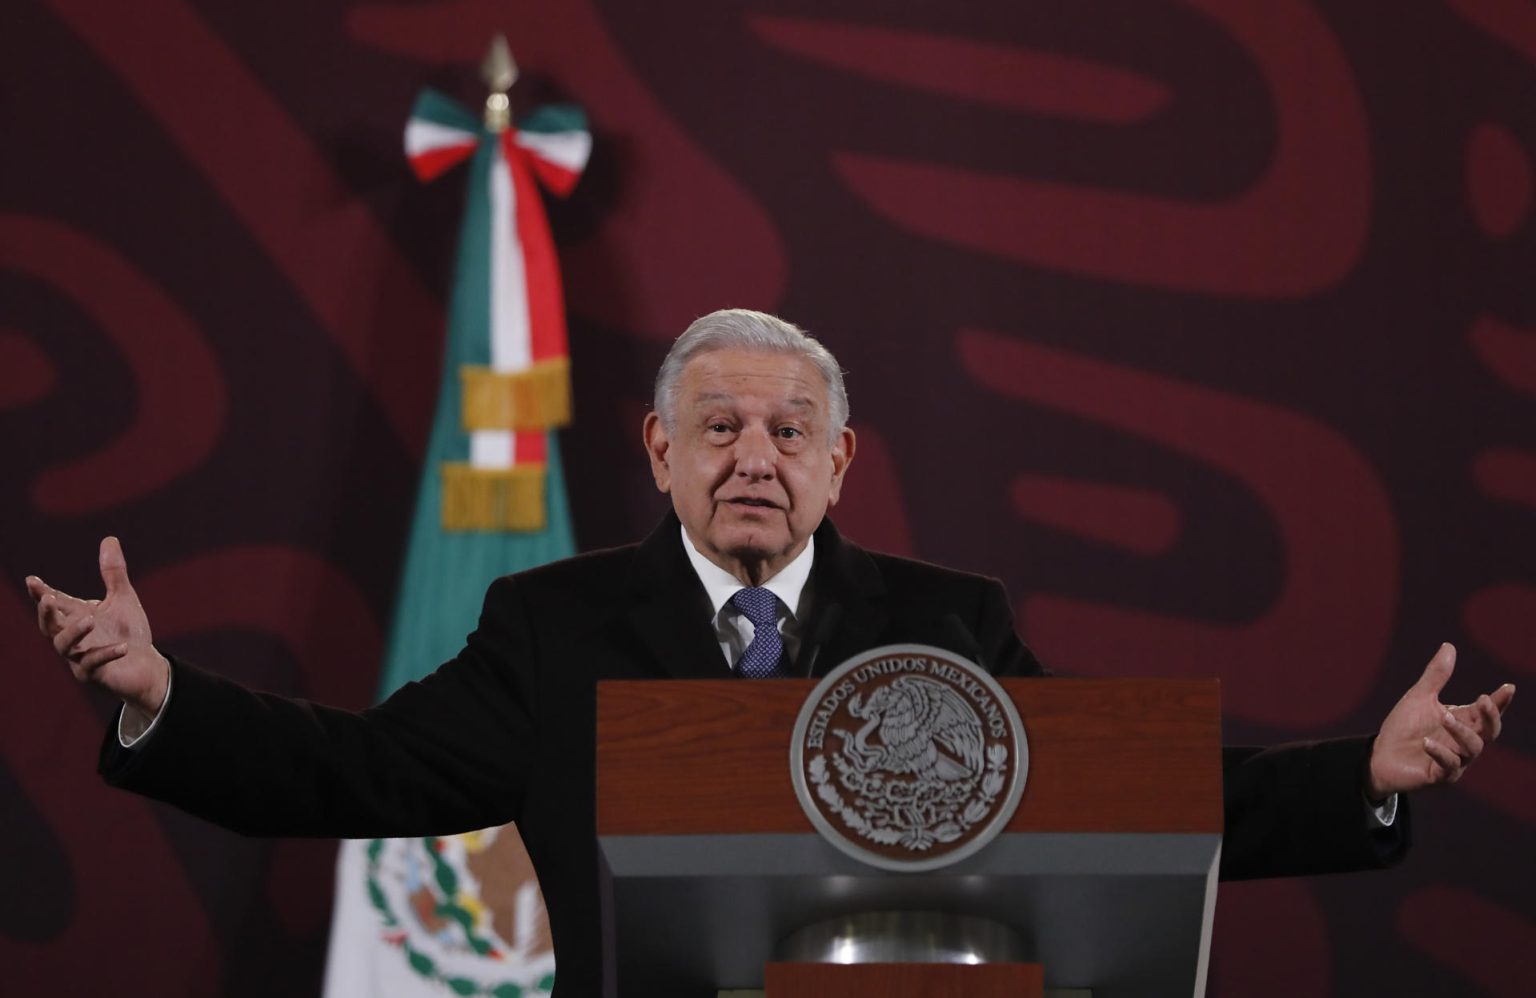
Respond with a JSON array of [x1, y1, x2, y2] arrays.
[[28, 309, 1513, 997]]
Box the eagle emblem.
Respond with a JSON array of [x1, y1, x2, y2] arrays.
[[791, 644, 1028, 872], [840, 675, 986, 783]]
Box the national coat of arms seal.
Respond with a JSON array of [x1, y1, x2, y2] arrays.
[[789, 644, 1029, 872], [355, 827, 555, 996]]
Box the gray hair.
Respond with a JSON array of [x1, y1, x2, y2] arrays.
[[654, 308, 850, 440]]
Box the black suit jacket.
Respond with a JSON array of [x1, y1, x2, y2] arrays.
[[100, 514, 1406, 996]]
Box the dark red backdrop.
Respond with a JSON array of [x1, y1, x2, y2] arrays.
[[3, 1, 1533, 994]]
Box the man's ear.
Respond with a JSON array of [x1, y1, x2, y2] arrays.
[[642, 411, 672, 494], [826, 426, 856, 506]]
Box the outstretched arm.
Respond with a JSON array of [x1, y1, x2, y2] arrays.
[[26, 536, 170, 736], [26, 540, 537, 839], [1367, 643, 1514, 799]]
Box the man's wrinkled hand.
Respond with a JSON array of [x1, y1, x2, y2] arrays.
[[1367, 643, 1514, 800], [26, 537, 170, 726]]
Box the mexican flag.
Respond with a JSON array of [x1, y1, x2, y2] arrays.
[[322, 86, 589, 998]]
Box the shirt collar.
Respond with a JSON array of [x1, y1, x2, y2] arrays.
[[680, 523, 815, 621]]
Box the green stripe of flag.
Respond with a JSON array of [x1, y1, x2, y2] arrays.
[[410, 88, 482, 134], [520, 104, 587, 135]]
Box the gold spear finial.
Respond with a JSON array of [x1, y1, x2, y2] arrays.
[[481, 34, 518, 132]]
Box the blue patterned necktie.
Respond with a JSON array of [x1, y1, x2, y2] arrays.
[[730, 587, 788, 678]]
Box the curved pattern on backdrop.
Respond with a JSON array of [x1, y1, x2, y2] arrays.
[[2, 1, 1532, 995]]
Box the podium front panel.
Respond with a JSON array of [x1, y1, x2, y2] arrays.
[[597, 678, 1222, 998]]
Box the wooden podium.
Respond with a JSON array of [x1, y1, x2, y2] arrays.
[[597, 678, 1222, 998]]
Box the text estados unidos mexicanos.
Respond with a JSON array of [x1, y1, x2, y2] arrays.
[[803, 656, 1009, 749]]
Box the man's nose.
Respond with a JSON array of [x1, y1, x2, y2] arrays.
[[733, 426, 777, 481]]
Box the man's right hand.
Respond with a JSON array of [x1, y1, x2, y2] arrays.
[[26, 536, 170, 731]]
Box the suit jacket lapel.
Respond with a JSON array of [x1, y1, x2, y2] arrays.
[[623, 513, 737, 679], [624, 512, 889, 680], [795, 518, 888, 678]]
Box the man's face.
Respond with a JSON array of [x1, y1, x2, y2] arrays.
[[643, 349, 855, 585]]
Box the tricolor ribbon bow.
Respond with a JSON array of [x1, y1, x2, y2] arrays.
[[404, 88, 591, 531]]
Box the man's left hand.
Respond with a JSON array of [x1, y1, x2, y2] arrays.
[[1367, 643, 1514, 800]]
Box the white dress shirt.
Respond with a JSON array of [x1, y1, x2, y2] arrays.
[[679, 523, 814, 671]]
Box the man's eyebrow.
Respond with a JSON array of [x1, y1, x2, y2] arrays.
[[689, 392, 818, 412], [692, 391, 737, 406]]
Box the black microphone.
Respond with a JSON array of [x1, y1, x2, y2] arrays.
[[942, 612, 988, 673], [799, 603, 844, 677]]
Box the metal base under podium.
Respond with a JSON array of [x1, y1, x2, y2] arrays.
[[600, 831, 1220, 998], [776, 910, 1029, 964], [718, 982, 1093, 988]]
